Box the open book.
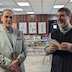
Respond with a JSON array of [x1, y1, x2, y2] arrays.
[[44, 39, 61, 54], [0, 54, 11, 67], [48, 39, 61, 50]]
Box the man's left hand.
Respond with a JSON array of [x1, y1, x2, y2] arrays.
[[60, 42, 72, 51]]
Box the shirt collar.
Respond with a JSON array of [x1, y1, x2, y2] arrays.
[[58, 22, 72, 33]]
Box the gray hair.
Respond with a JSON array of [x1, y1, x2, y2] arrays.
[[2, 9, 13, 15]]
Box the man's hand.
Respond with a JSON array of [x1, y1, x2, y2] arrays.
[[9, 59, 18, 66], [8, 59, 20, 72], [60, 42, 72, 51], [48, 44, 58, 53], [46, 40, 61, 53]]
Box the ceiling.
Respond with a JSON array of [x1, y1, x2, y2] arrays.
[[0, 0, 72, 15]]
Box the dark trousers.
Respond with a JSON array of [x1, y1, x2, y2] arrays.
[[51, 53, 72, 72]]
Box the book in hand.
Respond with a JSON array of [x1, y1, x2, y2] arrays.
[[48, 39, 61, 49], [44, 39, 61, 54], [0, 54, 11, 67], [0, 53, 21, 72]]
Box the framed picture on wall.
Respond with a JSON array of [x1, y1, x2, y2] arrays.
[[19, 22, 27, 34], [38, 22, 47, 34], [28, 22, 37, 34]]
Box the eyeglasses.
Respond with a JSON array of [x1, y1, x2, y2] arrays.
[[5, 16, 13, 19]]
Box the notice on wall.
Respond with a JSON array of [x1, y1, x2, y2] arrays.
[[19, 22, 27, 34], [38, 22, 46, 34], [29, 22, 37, 34]]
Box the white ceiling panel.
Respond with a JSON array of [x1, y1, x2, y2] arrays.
[[29, 0, 42, 14], [0, 0, 72, 14], [43, 0, 56, 14], [55, 0, 69, 5], [65, 2, 72, 10], [50, 8, 58, 14], [0, 0, 17, 8], [15, 0, 27, 2]]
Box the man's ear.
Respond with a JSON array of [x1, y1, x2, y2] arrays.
[[70, 15, 72, 24]]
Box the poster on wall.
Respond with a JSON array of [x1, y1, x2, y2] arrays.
[[38, 22, 46, 34], [29, 22, 37, 34], [19, 22, 27, 34]]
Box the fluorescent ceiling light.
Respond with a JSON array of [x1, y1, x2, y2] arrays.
[[0, 8, 12, 11], [17, 2, 30, 6], [70, 0, 72, 2], [13, 8, 23, 11], [27, 12, 34, 14], [53, 5, 64, 8]]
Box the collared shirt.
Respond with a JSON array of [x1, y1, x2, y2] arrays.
[[0, 24, 17, 58], [58, 22, 72, 34]]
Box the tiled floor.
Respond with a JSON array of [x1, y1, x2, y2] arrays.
[[24, 55, 52, 72]]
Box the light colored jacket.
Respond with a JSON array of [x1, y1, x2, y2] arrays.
[[0, 24, 26, 72]]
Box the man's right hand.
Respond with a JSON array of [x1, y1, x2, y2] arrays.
[[46, 40, 61, 53], [47, 44, 58, 53]]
